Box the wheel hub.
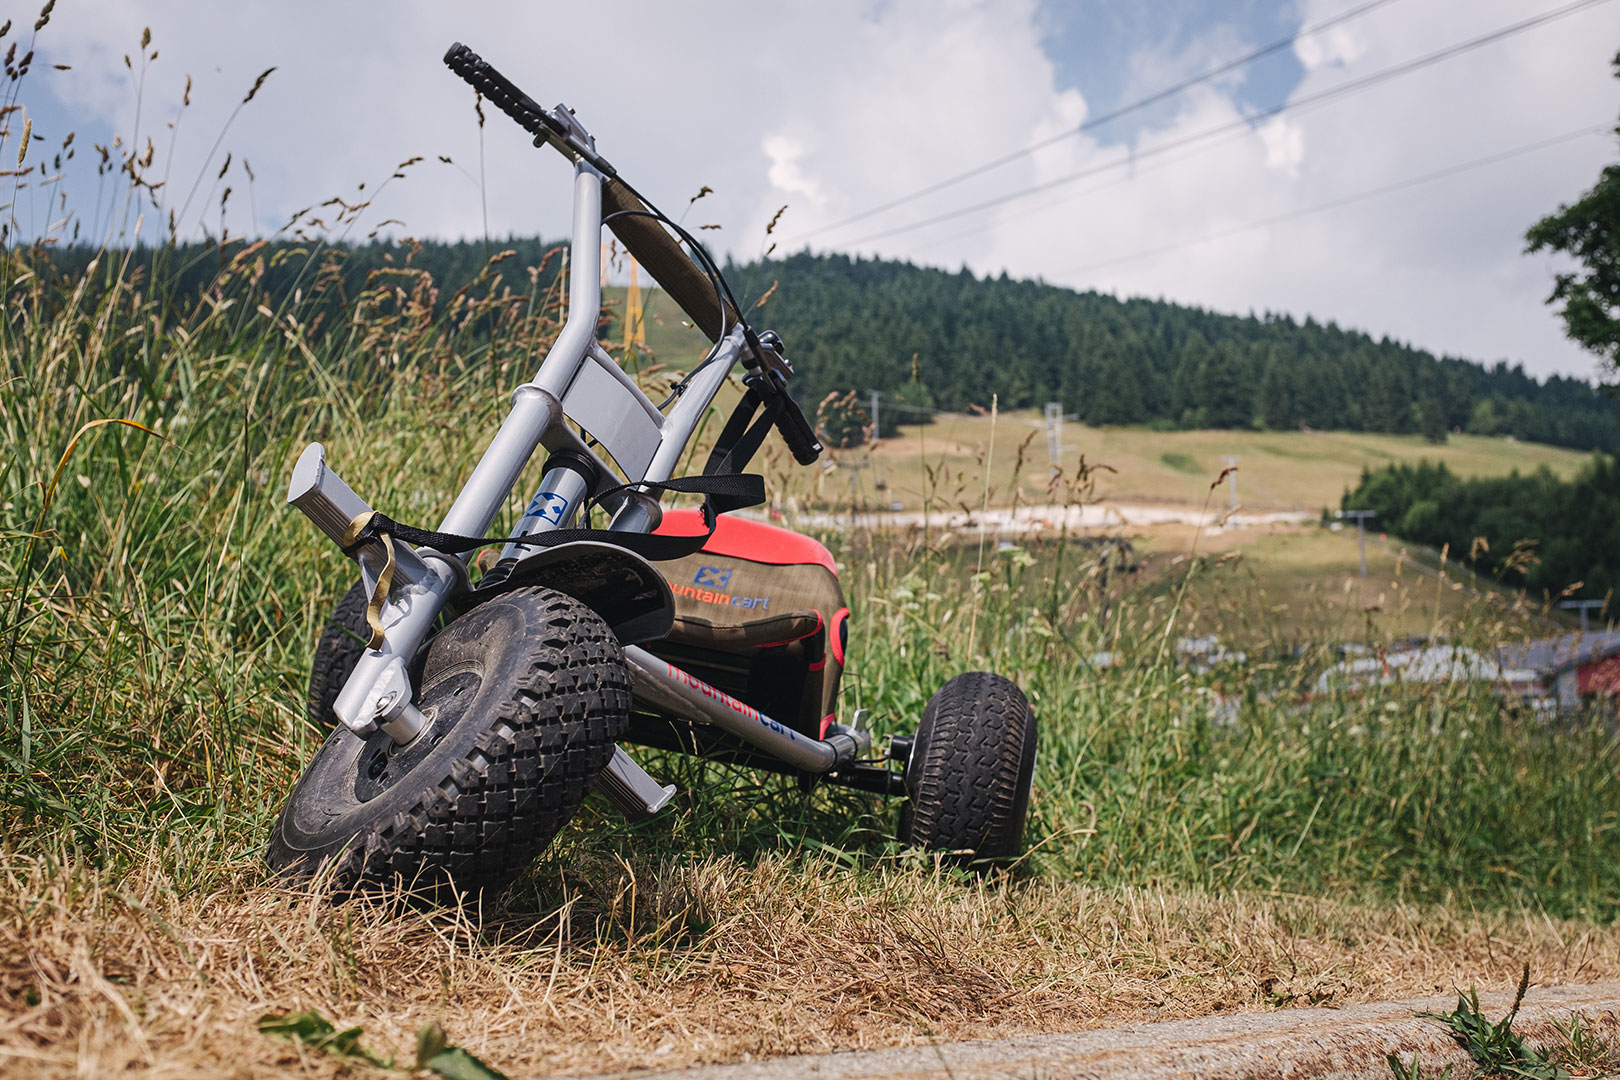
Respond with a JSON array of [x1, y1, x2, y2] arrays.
[[352, 665, 481, 803]]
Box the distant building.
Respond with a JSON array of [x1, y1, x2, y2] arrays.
[[1494, 631, 1620, 710], [1313, 645, 1540, 700], [1176, 635, 1246, 674]]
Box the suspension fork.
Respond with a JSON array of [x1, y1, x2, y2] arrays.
[[287, 388, 567, 742], [292, 166, 611, 740]]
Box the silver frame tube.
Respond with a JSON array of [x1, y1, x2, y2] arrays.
[[643, 330, 743, 482], [535, 166, 605, 398], [623, 646, 865, 773], [295, 133, 809, 764]]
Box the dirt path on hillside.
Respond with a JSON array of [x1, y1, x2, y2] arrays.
[[775, 502, 1313, 535], [583, 981, 1620, 1080]]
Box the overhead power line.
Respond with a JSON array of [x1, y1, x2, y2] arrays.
[[1057, 123, 1611, 276], [790, 0, 1407, 243], [912, 159, 1190, 254], [834, 0, 1617, 249], [907, 111, 1275, 256]]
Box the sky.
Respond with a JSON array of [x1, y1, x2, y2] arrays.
[[7, 0, 1620, 382]]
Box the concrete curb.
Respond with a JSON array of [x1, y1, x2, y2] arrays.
[[581, 981, 1620, 1080]]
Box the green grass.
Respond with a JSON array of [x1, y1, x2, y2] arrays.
[[1160, 450, 1203, 474], [1415, 966, 1568, 1080]]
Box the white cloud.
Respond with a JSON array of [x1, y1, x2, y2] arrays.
[[13, 0, 1620, 380], [1295, 24, 1365, 71], [1259, 117, 1305, 177], [762, 135, 824, 209]]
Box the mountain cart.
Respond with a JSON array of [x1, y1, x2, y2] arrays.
[[267, 43, 1038, 895]]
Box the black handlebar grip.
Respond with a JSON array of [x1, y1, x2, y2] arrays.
[[443, 43, 554, 142], [777, 398, 824, 466]]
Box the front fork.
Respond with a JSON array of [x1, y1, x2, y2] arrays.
[[289, 430, 682, 818], [288, 382, 576, 742]]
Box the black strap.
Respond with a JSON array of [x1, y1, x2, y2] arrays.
[[704, 388, 785, 477], [341, 472, 764, 564]]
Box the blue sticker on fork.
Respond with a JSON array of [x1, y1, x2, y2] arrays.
[[526, 491, 572, 526]]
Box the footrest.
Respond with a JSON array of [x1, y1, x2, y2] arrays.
[[594, 746, 676, 820]]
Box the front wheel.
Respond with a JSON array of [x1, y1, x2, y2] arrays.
[[267, 585, 631, 897], [898, 672, 1037, 865]]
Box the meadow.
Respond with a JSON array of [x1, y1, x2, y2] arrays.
[[4, 230, 1620, 1077], [1130, 522, 1571, 645], [615, 283, 1595, 514]]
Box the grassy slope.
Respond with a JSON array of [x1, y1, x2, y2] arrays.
[[854, 413, 1590, 513], [608, 285, 1592, 510], [1140, 523, 1566, 645]]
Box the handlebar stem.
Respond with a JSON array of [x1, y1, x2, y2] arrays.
[[534, 162, 604, 397]]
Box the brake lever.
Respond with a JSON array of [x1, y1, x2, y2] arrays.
[[742, 331, 822, 465], [743, 329, 794, 394]]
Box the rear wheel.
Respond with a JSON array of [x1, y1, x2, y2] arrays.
[[267, 586, 630, 897], [898, 672, 1037, 864]]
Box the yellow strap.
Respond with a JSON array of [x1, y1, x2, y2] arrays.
[[343, 512, 395, 650]]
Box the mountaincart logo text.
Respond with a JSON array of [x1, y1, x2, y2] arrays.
[[668, 565, 770, 609]]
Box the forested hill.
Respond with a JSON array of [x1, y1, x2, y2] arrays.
[[740, 252, 1617, 451], [41, 239, 1618, 451]]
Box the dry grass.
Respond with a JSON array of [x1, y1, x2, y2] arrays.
[[6, 851, 1620, 1078], [837, 412, 1592, 514]]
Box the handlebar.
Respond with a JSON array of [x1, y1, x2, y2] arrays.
[[443, 43, 556, 145], [775, 394, 824, 466], [444, 42, 738, 343], [746, 333, 823, 465], [443, 42, 819, 464]]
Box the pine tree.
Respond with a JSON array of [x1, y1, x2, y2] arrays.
[[1198, 340, 1256, 428], [1418, 394, 1449, 443], [1257, 344, 1297, 429], [1171, 332, 1213, 427]]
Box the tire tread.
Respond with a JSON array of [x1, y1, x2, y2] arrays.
[[270, 587, 630, 896], [902, 672, 1036, 862]]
